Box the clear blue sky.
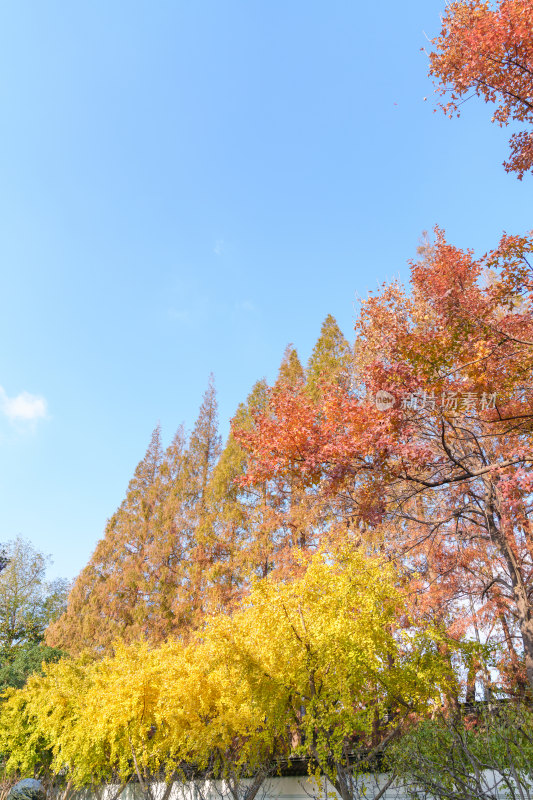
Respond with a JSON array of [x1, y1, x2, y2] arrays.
[[0, 1, 530, 581]]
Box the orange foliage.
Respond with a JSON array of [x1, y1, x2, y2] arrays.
[[429, 0, 533, 178], [235, 229, 533, 692]]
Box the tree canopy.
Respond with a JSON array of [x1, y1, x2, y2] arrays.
[[429, 0, 533, 178]]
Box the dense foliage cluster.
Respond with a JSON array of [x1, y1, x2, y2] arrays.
[[430, 0, 533, 178], [0, 548, 455, 800]]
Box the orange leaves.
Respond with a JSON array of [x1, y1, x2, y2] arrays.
[[429, 0, 533, 177], [233, 226, 533, 691], [235, 383, 387, 496]]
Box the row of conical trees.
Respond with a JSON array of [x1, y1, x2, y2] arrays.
[[47, 315, 353, 654]]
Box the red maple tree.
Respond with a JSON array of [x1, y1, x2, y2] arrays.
[[429, 0, 533, 178]]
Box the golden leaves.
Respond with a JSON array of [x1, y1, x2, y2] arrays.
[[0, 547, 453, 786]]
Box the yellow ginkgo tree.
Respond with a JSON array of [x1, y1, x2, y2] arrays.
[[0, 545, 458, 800], [0, 653, 132, 799], [209, 545, 458, 800]]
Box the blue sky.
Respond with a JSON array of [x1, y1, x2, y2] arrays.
[[0, 1, 531, 581]]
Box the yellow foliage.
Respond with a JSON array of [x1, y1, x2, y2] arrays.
[[0, 546, 455, 787]]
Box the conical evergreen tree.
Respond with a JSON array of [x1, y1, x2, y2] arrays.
[[204, 379, 271, 610], [186, 373, 222, 508], [47, 425, 189, 653], [306, 314, 352, 400], [274, 344, 305, 390], [48, 331, 354, 655], [179, 374, 222, 626], [305, 316, 356, 531], [144, 425, 190, 635]]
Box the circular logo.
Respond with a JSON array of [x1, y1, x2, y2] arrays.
[[375, 390, 395, 411]]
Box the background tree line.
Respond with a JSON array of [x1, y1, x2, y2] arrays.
[[0, 538, 67, 691], [45, 314, 353, 654]]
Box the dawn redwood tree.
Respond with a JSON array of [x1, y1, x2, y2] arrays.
[[202, 378, 272, 610], [237, 231, 533, 691], [271, 345, 315, 567], [48, 376, 225, 653], [231, 321, 358, 565], [47, 424, 191, 653], [306, 314, 352, 401], [180, 373, 222, 626], [221, 331, 351, 585], [186, 374, 222, 506], [235, 326, 356, 578], [273, 343, 305, 391], [429, 0, 533, 178]]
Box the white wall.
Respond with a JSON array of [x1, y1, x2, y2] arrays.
[[85, 774, 404, 800]]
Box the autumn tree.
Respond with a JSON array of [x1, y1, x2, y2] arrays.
[[154, 632, 278, 800], [257, 343, 338, 576], [215, 545, 455, 800], [200, 379, 271, 611], [353, 229, 533, 691], [237, 229, 533, 693], [210, 333, 345, 591], [48, 427, 169, 652], [306, 314, 352, 400], [47, 423, 192, 653], [273, 344, 305, 391], [47, 377, 224, 654], [429, 0, 533, 178], [231, 330, 357, 580], [179, 373, 222, 626], [1, 546, 456, 800], [0, 651, 139, 797]]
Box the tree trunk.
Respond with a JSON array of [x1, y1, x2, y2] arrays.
[[485, 478, 533, 692]]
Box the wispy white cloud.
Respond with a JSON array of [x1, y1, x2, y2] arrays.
[[213, 239, 225, 256], [0, 387, 48, 423]]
